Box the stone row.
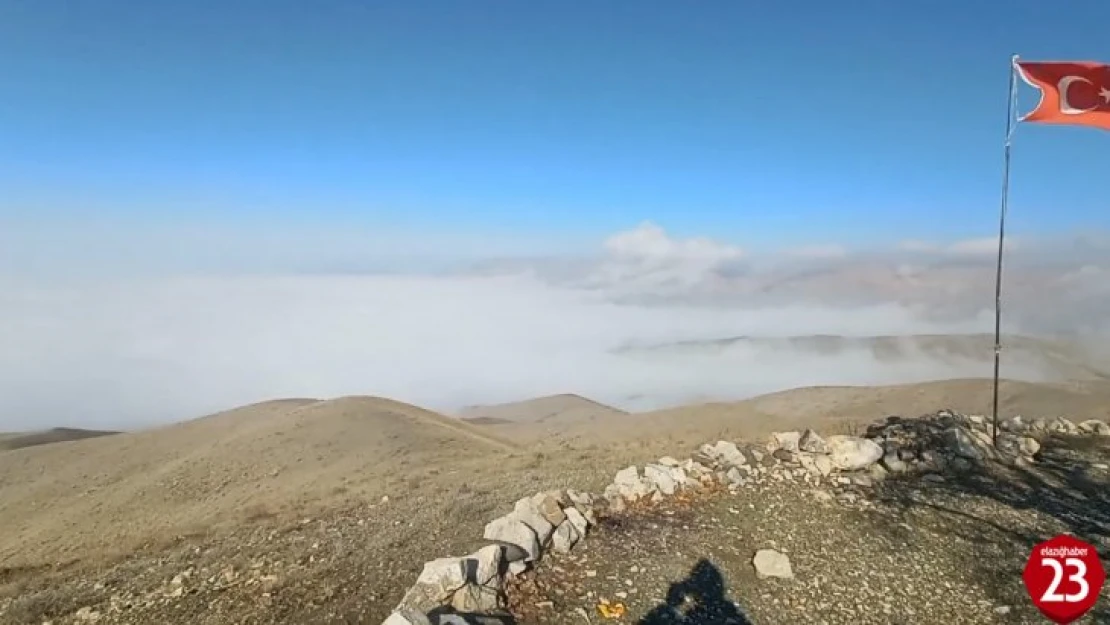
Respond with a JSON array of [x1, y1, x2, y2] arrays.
[[381, 411, 1109, 624], [382, 490, 600, 624]]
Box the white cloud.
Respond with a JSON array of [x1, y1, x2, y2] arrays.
[[0, 270, 997, 431], [782, 244, 849, 259], [946, 237, 1009, 256], [580, 222, 747, 293], [2, 221, 1107, 431], [897, 239, 940, 253], [603, 221, 744, 264], [896, 237, 1014, 256]]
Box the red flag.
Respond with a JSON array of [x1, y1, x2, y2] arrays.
[[1015, 60, 1110, 131]]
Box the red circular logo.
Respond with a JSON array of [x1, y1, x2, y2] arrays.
[[1023, 534, 1106, 624]]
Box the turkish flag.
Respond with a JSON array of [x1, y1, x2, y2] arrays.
[[1015, 60, 1110, 131]]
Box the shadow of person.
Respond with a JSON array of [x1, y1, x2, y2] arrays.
[[426, 605, 517, 624], [638, 559, 753, 624]]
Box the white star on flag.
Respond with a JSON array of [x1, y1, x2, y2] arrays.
[[1101, 86, 1110, 103]]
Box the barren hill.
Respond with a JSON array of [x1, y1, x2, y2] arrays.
[[535, 378, 1110, 450], [614, 333, 1110, 383], [0, 395, 516, 568], [459, 394, 628, 443], [0, 427, 120, 452], [459, 393, 627, 424]]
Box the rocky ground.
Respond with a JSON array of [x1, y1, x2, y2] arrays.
[[505, 429, 1110, 624]]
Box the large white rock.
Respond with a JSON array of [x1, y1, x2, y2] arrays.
[[667, 465, 691, 488], [550, 519, 580, 553], [383, 609, 433, 625], [771, 431, 802, 452], [824, 435, 883, 471], [705, 440, 747, 467], [798, 429, 829, 454], [565, 489, 593, 507], [483, 516, 540, 562], [644, 464, 677, 495], [466, 544, 504, 587], [396, 557, 468, 612], [511, 497, 555, 544], [451, 583, 501, 612], [612, 467, 655, 501], [1079, 419, 1110, 435], [1051, 417, 1079, 434], [530, 492, 567, 527], [614, 466, 640, 487], [563, 506, 589, 538]]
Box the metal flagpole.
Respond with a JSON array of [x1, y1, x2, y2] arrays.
[[991, 54, 1020, 447]]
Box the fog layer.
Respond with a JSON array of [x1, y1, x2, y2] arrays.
[[2, 222, 1107, 430]]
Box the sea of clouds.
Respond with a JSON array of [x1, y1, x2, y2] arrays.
[[1, 221, 1108, 430]]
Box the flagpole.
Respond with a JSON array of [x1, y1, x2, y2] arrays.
[[991, 54, 1020, 447]]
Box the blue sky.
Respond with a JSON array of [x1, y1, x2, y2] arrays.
[[2, 0, 1109, 256]]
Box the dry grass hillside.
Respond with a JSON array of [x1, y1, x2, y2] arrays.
[[614, 333, 1110, 383], [0, 395, 517, 568], [5, 376, 1110, 623], [481, 378, 1110, 450], [0, 428, 119, 452], [459, 393, 627, 423], [459, 394, 628, 443]]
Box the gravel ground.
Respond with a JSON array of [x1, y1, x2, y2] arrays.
[[0, 449, 639, 625], [505, 435, 1110, 625]]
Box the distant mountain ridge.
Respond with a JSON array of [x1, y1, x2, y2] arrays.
[[611, 333, 1110, 383], [458, 393, 628, 424]]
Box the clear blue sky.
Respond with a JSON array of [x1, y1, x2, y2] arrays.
[[2, 0, 1108, 252]]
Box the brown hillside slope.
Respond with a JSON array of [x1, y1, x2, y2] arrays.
[[0, 396, 515, 567], [461, 394, 628, 444], [0, 427, 120, 452], [535, 378, 1110, 449], [459, 393, 627, 423]]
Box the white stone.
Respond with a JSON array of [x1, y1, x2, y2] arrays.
[[511, 498, 555, 544], [1079, 420, 1110, 435], [710, 440, 747, 466], [644, 464, 677, 495], [483, 516, 540, 562], [564, 506, 589, 538], [614, 466, 640, 487], [551, 520, 579, 553], [565, 489, 593, 507], [530, 492, 567, 526], [451, 583, 501, 612], [825, 435, 884, 470], [752, 549, 794, 579], [467, 544, 504, 587], [383, 609, 433, 625], [396, 557, 468, 612], [771, 431, 802, 452], [664, 465, 689, 488], [798, 429, 829, 454]]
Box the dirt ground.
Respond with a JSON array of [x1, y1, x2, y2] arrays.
[[507, 434, 1110, 625]]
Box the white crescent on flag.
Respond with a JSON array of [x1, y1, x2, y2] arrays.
[[1057, 75, 1097, 115]]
